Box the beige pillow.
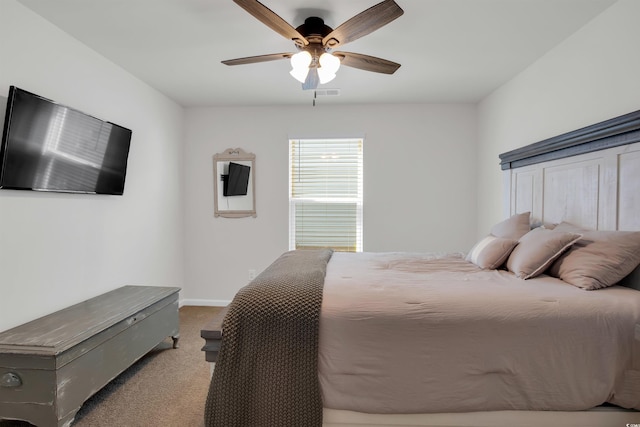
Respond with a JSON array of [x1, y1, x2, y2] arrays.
[[506, 227, 582, 279], [490, 212, 531, 240], [548, 222, 640, 290], [466, 235, 519, 269]]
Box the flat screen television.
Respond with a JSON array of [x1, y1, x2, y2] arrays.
[[0, 86, 132, 195], [223, 162, 250, 196]]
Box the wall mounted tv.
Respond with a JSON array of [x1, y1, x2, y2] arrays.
[[0, 86, 132, 195], [223, 162, 250, 196]]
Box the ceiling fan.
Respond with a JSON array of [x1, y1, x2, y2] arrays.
[[222, 0, 404, 90]]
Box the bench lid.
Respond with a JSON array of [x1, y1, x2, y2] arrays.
[[0, 286, 180, 356]]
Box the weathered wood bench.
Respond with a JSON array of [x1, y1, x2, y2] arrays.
[[0, 285, 180, 427]]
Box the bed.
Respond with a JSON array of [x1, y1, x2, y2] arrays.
[[202, 109, 640, 427]]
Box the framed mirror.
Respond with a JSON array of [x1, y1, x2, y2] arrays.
[[213, 148, 256, 218]]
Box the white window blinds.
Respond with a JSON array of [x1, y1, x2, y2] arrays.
[[289, 138, 363, 252]]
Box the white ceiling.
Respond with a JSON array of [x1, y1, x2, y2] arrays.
[[18, 0, 616, 107]]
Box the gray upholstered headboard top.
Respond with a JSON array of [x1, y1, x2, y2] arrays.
[[499, 109, 640, 171]]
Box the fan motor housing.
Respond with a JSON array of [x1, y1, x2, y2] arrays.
[[295, 17, 332, 42]]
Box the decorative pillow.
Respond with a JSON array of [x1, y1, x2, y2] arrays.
[[466, 235, 519, 269], [547, 222, 640, 290], [490, 212, 531, 240], [506, 227, 582, 279]]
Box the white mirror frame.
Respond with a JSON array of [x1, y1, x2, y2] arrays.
[[213, 148, 256, 218]]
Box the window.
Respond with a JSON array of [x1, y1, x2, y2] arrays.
[[289, 138, 363, 252]]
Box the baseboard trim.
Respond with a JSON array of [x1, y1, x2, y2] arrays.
[[179, 298, 231, 307]]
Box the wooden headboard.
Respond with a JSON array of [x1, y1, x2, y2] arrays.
[[500, 110, 640, 231], [499, 109, 640, 290]]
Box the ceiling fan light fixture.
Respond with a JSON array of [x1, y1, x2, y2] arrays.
[[319, 52, 340, 74], [317, 69, 336, 84], [290, 51, 312, 83], [317, 52, 340, 84], [290, 67, 310, 83]]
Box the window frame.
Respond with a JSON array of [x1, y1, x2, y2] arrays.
[[288, 137, 363, 252]]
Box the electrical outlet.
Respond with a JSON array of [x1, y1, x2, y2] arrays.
[[248, 269, 256, 280]]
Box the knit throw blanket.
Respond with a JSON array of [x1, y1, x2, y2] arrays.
[[204, 249, 333, 427]]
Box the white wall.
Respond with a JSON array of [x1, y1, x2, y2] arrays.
[[183, 104, 477, 304], [10, 0, 633, 314], [0, 1, 185, 332], [476, 0, 640, 236]]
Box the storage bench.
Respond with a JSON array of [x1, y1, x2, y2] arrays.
[[0, 285, 180, 427]]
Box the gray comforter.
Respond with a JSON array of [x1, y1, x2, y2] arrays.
[[319, 252, 640, 413]]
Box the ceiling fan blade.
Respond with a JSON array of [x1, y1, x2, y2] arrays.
[[334, 51, 400, 74], [322, 0, 403, 49], [233, 0, 308, 46], [222, 53, 293, 66]]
